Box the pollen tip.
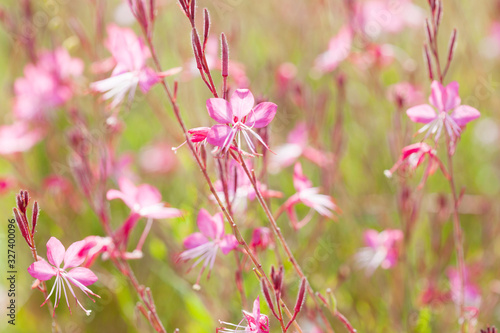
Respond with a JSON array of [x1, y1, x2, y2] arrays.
[[192, 283, 201, 291], [383, 170, 392, 178]]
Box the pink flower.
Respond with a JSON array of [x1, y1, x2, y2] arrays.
[[356, 229, 403, 275], [283, 163, 338, 229], [107, 178, 182, 220], [139, 142, 177, 174], [80, 236, 143, 267], [179, 209, 238, 286], [14, 48, 83, 121], [359, 0, 424, 36], [269, 122, 330, 172], [27, 237, 100, 315], [0, 122, 44, 155], [387, 82, 424, 107], [91, 25, 180, 108], [447, 267, 482, 309], [107, 178, 182, 245], [219, 297, 270, 333], [206, 89, 277, 155], [406, 81, 481, 142], [250, 227, 273, 252], [314, 26, 352, 74], [0, 177, 13, 195], [384, 142, 447, 188]]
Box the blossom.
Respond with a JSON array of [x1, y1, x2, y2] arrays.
[[250, 227, 273, 252], [179, 209, 238, 286], [14, 48, 83, 121], [107, 178, 182, 219], [313, 26, 352, 74], [406, 81, 481, 142], [219, 297, 270, 333], [384, 142, 447, 188], [90, 25, 180, 108], [387, 82, 424, 107], [282, 163, 338, 229], [27, 237, 100, 315], [80, 236, 143, 268], [355, 229, 403, 275], [447, 267, 482, 310], [107, 178, 182, 244], [0, 122, 44, 155], [206, 89, 277, 155], [269, 122, 330, 172]]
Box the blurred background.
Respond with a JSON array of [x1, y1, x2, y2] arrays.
[[0, 0, 499, 332]]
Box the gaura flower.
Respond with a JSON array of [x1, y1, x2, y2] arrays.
[[27, 237, 100, 315], [179, 209, 238, 287], [269, 122, 330, 172], [14, 48, 83, 122], [206, 89, 277, 155], [282, 163, 338, 230], [447, 267, 482, 310], [91, 25, 180, 108], [218, 297, 270, 333], [406, 81, 480, 142], [0, 122, 44, 155], [107, 178, 182, 245], [355, 229, 403, 275], [384, 142, 448, 188], [250, 227, 273, 252], [313, 26, 352, 74]]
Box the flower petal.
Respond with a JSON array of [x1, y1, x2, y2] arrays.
[[293, 162, 312, 192], [63, 240, 86, 269], [197, 209, 217, 239], [207, 124, 233, 148], [140, 205, 182, 219], [443, 81, 461, 111], [46, 237, 65, 267], [183, 232, 208, 249], [66, 267, 98, 286], [136, 184, 162, 207], [429, 80, 445, 111], [206, 98, 233, 123], [230, 89, 254, 120], [451, 105, 481, 126], [245, 102, 277, 128], [220, 234, 238, 255], [406, 104, 437, 123], [27, 260, 57, 281]]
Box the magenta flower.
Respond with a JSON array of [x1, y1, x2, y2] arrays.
[[27, 237, 100, 315], [107, 178, 182, 219], [406, 81, 481, 142], [384, 142, 447, 188], [314, 26, 353, 74], [14, 48, 83, 122], [250, 227, 273, 252], [219, 297, 270, 333], [206, 89, 277, 155], [107, 178, 182, 245], [0, 122, 44, 155], [355, 229, 403, 275], [179, 209, 238, 286], [387, 82, 424, 107], [447, 267, 482, 310], [282, 163, 338, 229], [269, 122, 330, 172], [91, 25, 180, 108]]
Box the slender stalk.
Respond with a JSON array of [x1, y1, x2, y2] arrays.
[[141, 20, 303, 333]]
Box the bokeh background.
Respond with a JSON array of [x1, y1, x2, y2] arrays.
[[0, 0, 499, 332]]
